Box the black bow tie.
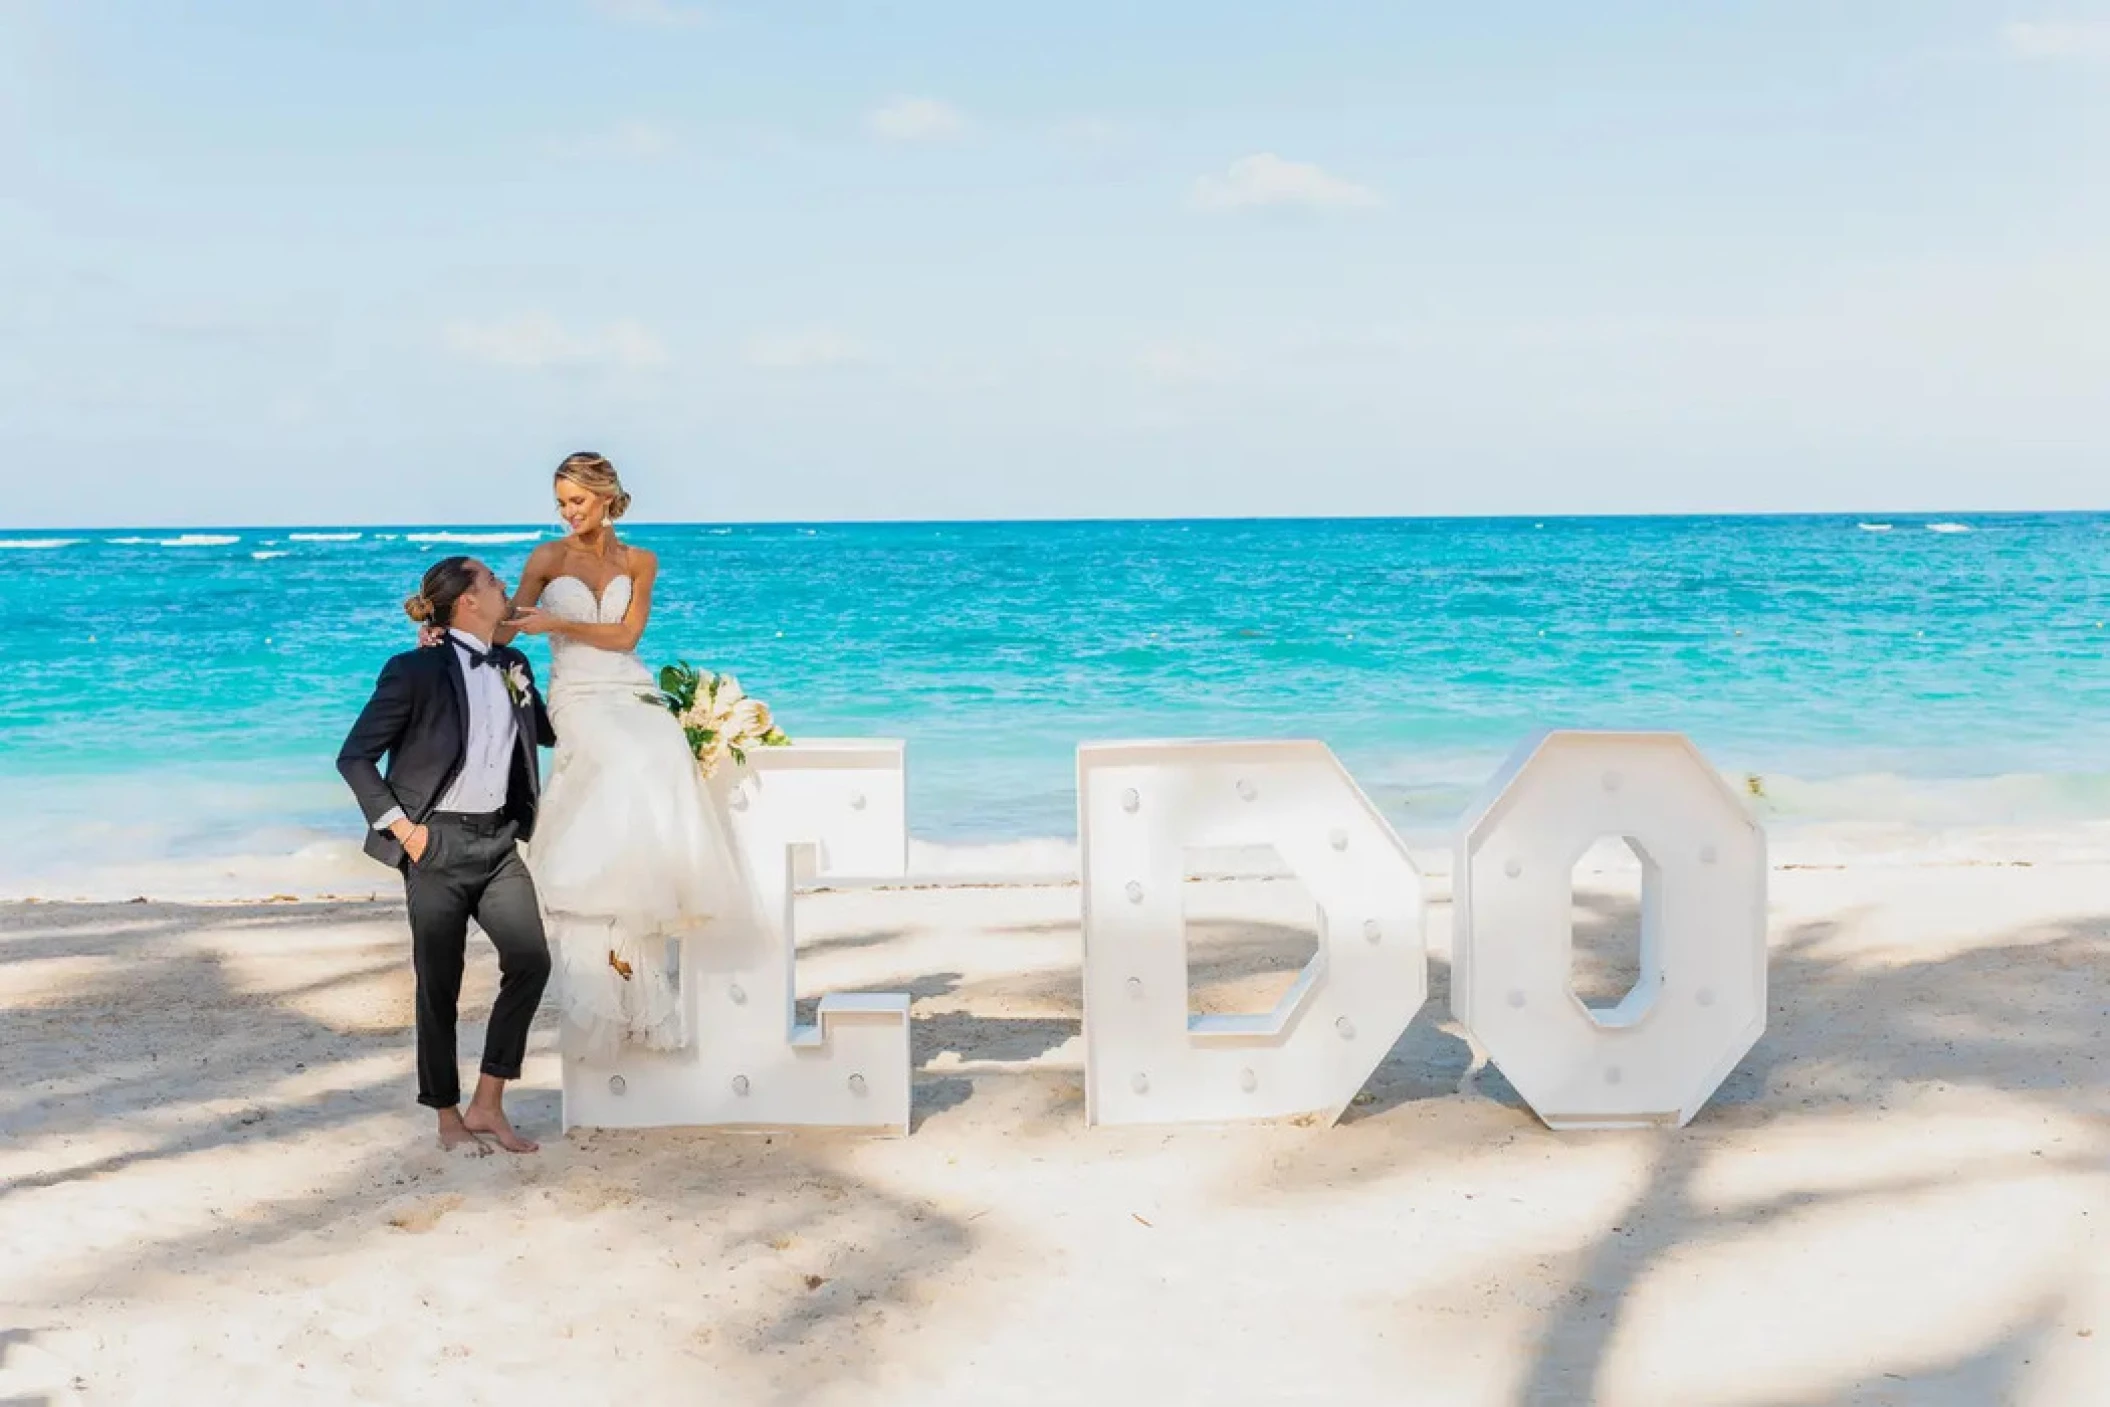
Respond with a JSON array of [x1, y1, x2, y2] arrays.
[[451, 637, 496, 669]]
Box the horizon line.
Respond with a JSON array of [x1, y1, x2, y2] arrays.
[[7, 507, 2102, 534]]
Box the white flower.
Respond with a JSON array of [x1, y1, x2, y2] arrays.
[[728, 696, 772, 738], [672, 669, 788, 778]]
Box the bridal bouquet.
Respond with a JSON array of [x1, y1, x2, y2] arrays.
[[645, 663, 791, 778]]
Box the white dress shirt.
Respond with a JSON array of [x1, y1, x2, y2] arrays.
[[374, 630, 520, 832]]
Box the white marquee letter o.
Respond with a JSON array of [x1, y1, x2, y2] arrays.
[[1452, 730, 1766, 1130]]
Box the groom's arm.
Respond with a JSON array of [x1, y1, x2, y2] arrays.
[[492, 541, 560, 650], [337, 655, 416, 831]]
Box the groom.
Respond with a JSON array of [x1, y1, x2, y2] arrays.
[[337, 556, 557, 1154]]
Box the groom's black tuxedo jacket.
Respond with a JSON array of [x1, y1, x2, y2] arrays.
[[336, 641, 558, 868]]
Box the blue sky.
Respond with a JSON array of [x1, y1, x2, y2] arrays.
[[4, 1, 2106, 527]]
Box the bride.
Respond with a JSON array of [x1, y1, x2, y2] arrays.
[[496, 451, 755, 1060]]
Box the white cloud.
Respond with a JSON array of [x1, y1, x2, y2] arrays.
[[139, 307, 306, 345], [590, 0, 710, 28], [1053, 116, 1123, 144], [443, 315, 668, 371], [1132, 339, 1237, 384], [866, 97, 967, 142], [743, 330, 870, 371], [1192, 153, 1382, 213], [2003, 21, 2110, 61], [548, 119, 677, 161]]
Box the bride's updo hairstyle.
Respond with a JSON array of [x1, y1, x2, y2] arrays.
[[404, 555, 479, 627], [555, 451, 632, 521]]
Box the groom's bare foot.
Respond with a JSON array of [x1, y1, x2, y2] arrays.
[[435, 1108, 491, 1156], [462, 1104, 539, 1154]]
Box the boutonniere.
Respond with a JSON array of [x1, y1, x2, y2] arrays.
[[502, 663, 532, 706]]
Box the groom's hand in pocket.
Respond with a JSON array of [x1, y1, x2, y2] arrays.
[[392, 819, 431, 865]]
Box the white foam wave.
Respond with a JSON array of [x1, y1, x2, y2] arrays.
[[902, 836, 1079, 883], [18, 781, 2110, 903], [1857, 523, 1893, 532], [14, 820, 2110, 903], [0, 837, 395, 904], [0, 538, 81, 550], [890, 837, 1308, 884], [105, 536, 153, 545], [1926, 522, 1973, 534], [289, 532, 362, 542], [251, 550, 290, 560], [405, 531, 546, 544], [157, 534, 241, 547], [1734, 768, 2110, 827]]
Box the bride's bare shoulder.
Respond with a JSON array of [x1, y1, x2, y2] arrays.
[[622, 544, 660, 577]]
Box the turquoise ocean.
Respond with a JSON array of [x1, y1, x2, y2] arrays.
[[2, 514, 2107, 896]]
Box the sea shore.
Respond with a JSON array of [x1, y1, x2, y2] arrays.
[[3, 840, 2106, 1404]]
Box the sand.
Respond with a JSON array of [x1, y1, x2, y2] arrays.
[[3, 854, 2108, 1405]]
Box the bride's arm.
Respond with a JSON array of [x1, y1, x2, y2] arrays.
[[516, 549, 658, 653], [493, 542, 562, 648]]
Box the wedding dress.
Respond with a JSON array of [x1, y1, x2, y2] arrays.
[[524, 574, 753, 1060]]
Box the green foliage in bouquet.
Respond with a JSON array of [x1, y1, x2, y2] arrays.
[[644, 662, 791, 775]]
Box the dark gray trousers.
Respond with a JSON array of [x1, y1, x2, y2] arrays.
[[402, 812, 551, 1109]]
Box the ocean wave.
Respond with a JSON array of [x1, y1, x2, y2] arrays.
[[17, 782, 2110, 901], [0, 538, 82, 550], [251, 550, 290, 560], [15, 818, 2110, 902], [1857, 523, 1893, 532], [0, 836, 395, 903], [1733, 768, 2110, 826], [903, 836, 1078, 881], [894, 837, 1307, 882], [103, 533, 242, 547], [289, 532, 362, 542], [1926, 522, 1973, 534], [1, 832, 1269, 901], [405, 530, 546, 544]]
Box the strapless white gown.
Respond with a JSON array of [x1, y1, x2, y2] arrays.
[[524, 574, 752, 1060]]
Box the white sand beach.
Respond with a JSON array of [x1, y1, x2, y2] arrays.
[[4, 848, 2107, 1405]]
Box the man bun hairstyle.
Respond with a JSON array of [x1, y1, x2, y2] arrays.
[[404, 555, 480, 628]]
